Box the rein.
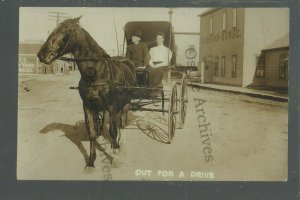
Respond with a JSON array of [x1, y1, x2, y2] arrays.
[[59, 56, 112, 62]]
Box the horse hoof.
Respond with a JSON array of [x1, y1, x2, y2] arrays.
[[111, 158, 122, 168], [113, 149, 120, 154], [84, 166, 95, 174]]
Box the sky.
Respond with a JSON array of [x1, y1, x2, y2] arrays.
[[19, 7, 209, 56]]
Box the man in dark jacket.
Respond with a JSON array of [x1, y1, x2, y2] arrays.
[[125, 31, 150, 86], [126, 31, 150, 67]]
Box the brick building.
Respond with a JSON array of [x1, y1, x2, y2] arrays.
[[199, 8, 289, 87]]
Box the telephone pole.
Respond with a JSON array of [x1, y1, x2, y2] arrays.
[[48, 12, 71, 26], [167, 8, 173, 83]]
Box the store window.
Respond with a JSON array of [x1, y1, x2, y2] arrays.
[[210, 16, 213, 34], [222, 11, 227, 31], [279, 54, 288, 79], [221, 56, 226, 77], [214, 56, 219, 76], [233, 8, 237, 28], [255, 54, 265, 78], [207, 56, 212, 70], [231, 55, 237, 77]]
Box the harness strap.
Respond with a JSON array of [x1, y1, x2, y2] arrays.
[[59, 56, 109, 62], [81, 79, 124, 87]]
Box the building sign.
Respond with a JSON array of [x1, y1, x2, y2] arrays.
[[185, 45, 197, 59], [174, 34, 200, 69], [201, 29, 242, 44], [19, 54, 38, 74]]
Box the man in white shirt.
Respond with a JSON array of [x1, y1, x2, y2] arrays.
[[147, 32, 173, 87]]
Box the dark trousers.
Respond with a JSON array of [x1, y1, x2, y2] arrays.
[[136, 69, 148, 86], [148, 66, 167, 88], [135, 66, 167, 87]]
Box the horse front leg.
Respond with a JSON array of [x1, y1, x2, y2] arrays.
[[108, 106, 121, 153], [84, 105, 98, 167], [120, 103, 130, 129]]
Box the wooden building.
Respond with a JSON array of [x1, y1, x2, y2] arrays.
[[19, 40, 45, 74], [199, 8, 289, 87], [254, 34, 288, 88]]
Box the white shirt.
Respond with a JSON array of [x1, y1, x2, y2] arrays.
[[149, 44, 172, 68]]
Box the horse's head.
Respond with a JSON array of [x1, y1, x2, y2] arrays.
[[37, 16, 82, 64]]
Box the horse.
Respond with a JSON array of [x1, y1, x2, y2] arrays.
[[37, 16, 136, 168]]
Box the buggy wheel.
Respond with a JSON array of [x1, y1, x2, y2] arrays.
[[179, 74, 188, 128], [168, 82, 178, 143]]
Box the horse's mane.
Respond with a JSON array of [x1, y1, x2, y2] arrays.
[[80, 27, 111, 58]]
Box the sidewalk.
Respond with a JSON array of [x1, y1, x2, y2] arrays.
[[178, 80, 288, 102]]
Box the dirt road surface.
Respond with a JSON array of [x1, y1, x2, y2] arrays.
[[17, 72, 288, 181]]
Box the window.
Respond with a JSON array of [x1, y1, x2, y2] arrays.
[[210, 16, 213, 34], [214, 56, 219, 76], [255, 55, 265, 78], [221, 56, 226, 77], [279, 54, 288, 79], [231, 55, 237, 77], [222, 11, 227, 31], [207, 56, 212, 70], [233, 8, 237, 28]]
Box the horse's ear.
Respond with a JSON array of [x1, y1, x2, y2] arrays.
[[72, 16, 82, 25]]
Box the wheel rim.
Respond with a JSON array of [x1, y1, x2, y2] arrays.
[[179, 74, 188, 128], [168, 82, 177, 143]]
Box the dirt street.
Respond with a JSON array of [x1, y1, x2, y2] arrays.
[[17, 72, 288, 181]]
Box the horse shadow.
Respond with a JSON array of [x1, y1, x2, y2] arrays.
[[39, 120, 113, 165]]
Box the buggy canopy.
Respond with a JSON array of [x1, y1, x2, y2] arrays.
[[124, 21, 176, 65], [124, 21, 175, 50]]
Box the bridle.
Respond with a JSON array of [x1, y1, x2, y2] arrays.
[[56, 27, 76, 60]]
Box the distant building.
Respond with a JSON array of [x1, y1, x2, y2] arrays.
[[254, 34, 288, 88], [19, 40, 47, 74], [19, 40, 76, 75], [199, 8, 289, 87]]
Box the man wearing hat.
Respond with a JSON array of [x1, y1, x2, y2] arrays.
[[125, 31, 150, 69], [125, 31, 150, 86], [148, 32, 173, 87]]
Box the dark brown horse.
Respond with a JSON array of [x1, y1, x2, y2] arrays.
[[37, 17, 135, 168]]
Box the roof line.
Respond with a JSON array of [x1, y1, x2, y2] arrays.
[[198, 8, 222, 17], [262, 46, 289, 51]]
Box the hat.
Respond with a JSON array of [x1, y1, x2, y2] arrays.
[[132, 31, 142, 39], [156, 32, 165, 38]]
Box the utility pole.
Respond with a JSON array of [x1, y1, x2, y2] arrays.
[[48, 12, 71, 26], [168, 8, 173, 83]]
